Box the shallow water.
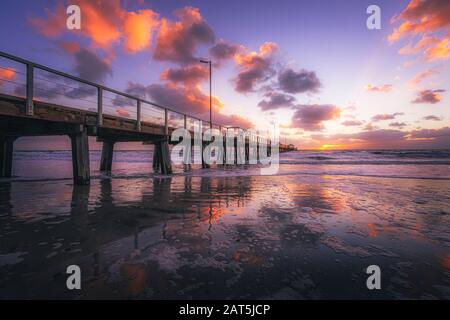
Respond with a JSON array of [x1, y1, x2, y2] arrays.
[[0, 150, 449, 299]]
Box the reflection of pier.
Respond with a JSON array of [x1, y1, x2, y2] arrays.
[[0, 51, 295, 184], [0, 175, 254, 298]]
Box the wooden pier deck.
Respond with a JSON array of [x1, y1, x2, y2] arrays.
[[0, 51, 295, 184]]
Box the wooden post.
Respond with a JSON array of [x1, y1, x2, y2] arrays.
[[97, 87, 103, 126], [100, 140, 114, 172], [245, 141, 249, 165], [26, 64, 34, 116], [164, 109, 168, 135], [257, 136, 260, 163], [234, 136, 238, 166], [136, 100, 141, 131], [70, 126, 90, 185], [154, 139, 172, 174], [152, 143, 161, 173], [201, 141, 210, 169], [160, 139, 172, 174], [0, 136, 16, 177]]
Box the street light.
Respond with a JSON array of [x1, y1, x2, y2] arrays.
[[199, 59, 212, 128]]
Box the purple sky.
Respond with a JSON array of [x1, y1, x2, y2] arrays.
[[0, 0, 449, 150]]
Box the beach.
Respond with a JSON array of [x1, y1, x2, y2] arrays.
[[0, 150, 449, 299]]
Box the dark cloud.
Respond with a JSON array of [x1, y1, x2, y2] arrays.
[[160, 65, 208, 86], [351, 129, 407, 142], [234, 56, 275, 93], [409, 126, 450, 139], [363, 122, 378, 131], [146, 83, 212, 116], [412, 89, 445, 104], [233, 42, 278, 93], [146, 83, 253, 128], [341, 120, 363, 126], [64, 85, 97, 99], [258, 92, 296, 111], [389, 122, 407, 128], [154, 7, 215, 64], [112, 82, 149, 106], [371, 112, 404, 122], [278, 68, 321, 94], [310, 126, 450, 149], [423, 115, 443, 121], [73, 49, 112, 83], [291, 104, 341, 131], [209, 40, 240, 63], [210, 112, 254, 129]]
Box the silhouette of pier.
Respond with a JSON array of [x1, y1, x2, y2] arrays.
[[0, 51, 295, 184]]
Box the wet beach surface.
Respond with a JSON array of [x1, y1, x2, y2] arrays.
[[1, 168, 449, 299]]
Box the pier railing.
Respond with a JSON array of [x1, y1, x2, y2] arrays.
[[0, 51, 293, 146]]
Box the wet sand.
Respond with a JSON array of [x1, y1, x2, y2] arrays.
[[0, 172, 449, 299]]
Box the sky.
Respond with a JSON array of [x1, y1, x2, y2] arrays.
[[0, 0, 449, 150]]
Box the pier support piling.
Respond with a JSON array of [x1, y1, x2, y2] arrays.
[[0, 136, 16, 178], [201, 141, 210, 169], [100, 140, 115, 172], [70, 127, 90, 185], [153, 139, 172, 174]]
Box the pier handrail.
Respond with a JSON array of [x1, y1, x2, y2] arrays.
[[0, 51, 238, 132], [0, 50, 295, 147]]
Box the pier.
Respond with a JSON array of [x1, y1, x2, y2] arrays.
[[0, 51, 295, 185]]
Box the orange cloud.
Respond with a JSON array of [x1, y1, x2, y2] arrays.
[[233, 42, 278, 92], [59, 41, 81, 54], [365, 84, 393, 92], [412, 89, 445, 104], [28, 3, 66, 37], [409, 67, 439, 86], [29, 0, 160, 52], [0, 67, 16, 81], [82, 1, 122, 47], [389, 0, 450, 61], [259, 42, 278, 56], [116, 108, 131, 117], [153, 7, 214, 63], [425, 37, 450, 60], [124, 9, 159, 53]]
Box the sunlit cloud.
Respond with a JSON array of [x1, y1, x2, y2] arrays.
[[412, 89, 445, 104], [233, 42, 278, 92], [364, 84, 393, 93], [409, 67, 439, 87], [124, 9, 159, 53], [30, 0, 159, 52], [154, 7, 214, 63], [389, 0, 450, 61], [28, 3, 66, 37], [0, 67, 16, 81], [290, 104, 341, 131]]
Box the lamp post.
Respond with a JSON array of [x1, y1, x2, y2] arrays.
[[199, 59, 212, 128]]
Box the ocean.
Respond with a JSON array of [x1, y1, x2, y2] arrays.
[[0, 149, 449, 299]]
